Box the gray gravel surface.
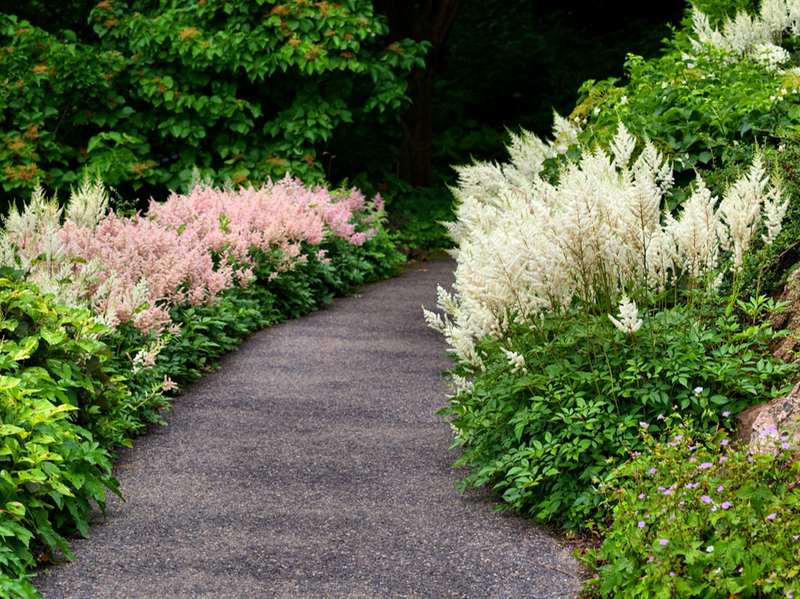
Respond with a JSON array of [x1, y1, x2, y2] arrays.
[[33, 257, 582, 599]]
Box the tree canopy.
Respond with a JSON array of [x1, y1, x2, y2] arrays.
[[0, 0, 425, 204]]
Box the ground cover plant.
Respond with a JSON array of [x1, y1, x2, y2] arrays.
[[0, 171, 403, 597], [580, 414, 800, 598]]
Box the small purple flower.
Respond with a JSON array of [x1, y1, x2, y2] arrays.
[[645, 514, 651, 519], [669, 514, 675, 520], [659, 539, 669, 546], [699, 462, 714, 469], [658, 486, 666, 491], [722, 502, 731, 509], [669, 571, 676, 577], [782, 442, 791, 449], [711, 506, 718, 512], [649, 467, 657, 474], [723, 411, 731, 417], [634, 451, 641, 456], [716, 486, 724, 493], [689, 457, 697, 463], [793, 535, 799, 540], [721, 439, 729, 446], [669, 442, 677, 446], [648, 556, 655, 562], [767, 513, 777, 520], [675, 435, 683, 441], [694, 387, 704, 394], [638, 521, 645, 528], [657, 414, 664, 420], [688, 445, 696, 450], [719, 456, 728, 462], [701, 495, 712, 504], [640, 422, 650, 429], [638, 493, 646, 499], [706, 546, 714, 552], [748, 456, 754, 462], [664, 489, 672, 495]]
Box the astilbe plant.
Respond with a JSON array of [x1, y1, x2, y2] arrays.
[[425, 118, 796, 529], [0, 173, 386, 336], [147, 174, 384, 284]]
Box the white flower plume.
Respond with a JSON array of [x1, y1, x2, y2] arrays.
[[608, 296, 643, 334]]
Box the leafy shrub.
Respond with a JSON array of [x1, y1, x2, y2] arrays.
[[439, 297, 794, 530], [581, 414, 800, 598], [0, 1, 427, 204], [0, 271, 121, 596], [571, 0, 800, 178]]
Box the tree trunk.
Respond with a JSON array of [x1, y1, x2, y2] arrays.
[[399, 66, 436, 187], [374, 0, 465, 187]]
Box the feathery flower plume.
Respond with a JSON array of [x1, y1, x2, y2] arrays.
[[609, 296, 643, 334]]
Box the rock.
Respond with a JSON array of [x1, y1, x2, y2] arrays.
[[768, 265, 800, 363], [734, 380, 800, 457]]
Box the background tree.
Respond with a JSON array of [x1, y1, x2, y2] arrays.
[[0, 0, 425, 207], [372, 0, 465, 187]]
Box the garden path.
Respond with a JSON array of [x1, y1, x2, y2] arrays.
[[33, 256, 581, 599]]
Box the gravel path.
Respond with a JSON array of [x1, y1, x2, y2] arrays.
[[33, 257, 582, 599]]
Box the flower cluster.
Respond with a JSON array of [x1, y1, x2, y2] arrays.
[[424, 118, 784, 371], [0, 173, 384, 335], [585, 415, 800, 598], [688, 0, 800, 69]]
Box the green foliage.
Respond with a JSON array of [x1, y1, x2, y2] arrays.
[[350, 173, 454, 255], [0, 271, 121, 595], [442, 294, 795, 530], [581, 414, 800, 598], [572, 47, 797, 179], [0, 1, 427, 205]]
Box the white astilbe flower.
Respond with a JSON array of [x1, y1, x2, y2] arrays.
[[753, 42, 791, 70], [718, 156, 769, 271], [761, 0, 791, 40], [65, 172, 111, 230], [609, 122, 637, 169], [691, 10, 729, 52], [608, 296, 643, 334], [689, 0, 797, 66], [762, 184, 788, 245], [666, 178, 720, 281], [425, 116, 784, 366], [790, 0, 800, 34], [724, 11, 771, 55], [501, 348, 528, 374]]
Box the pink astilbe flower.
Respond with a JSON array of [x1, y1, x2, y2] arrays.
[[147, 175, 383, 281], [60, 211, 233, 334]]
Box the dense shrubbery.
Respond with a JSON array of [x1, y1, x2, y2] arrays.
[[0, 0, 426, 205], [426, 121, 797, 529], [427, 1, 800, 596], [582, 415, 800, 598], [0, 172, 403, 597]]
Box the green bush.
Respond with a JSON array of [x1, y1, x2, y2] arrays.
[[0, 1, 427, 205], [581, 414, 800, 598], [441, 292, 795, 530], [0, 270, 121, 596]]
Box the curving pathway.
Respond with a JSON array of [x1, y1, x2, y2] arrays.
[[34, 257, 581, 599]]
